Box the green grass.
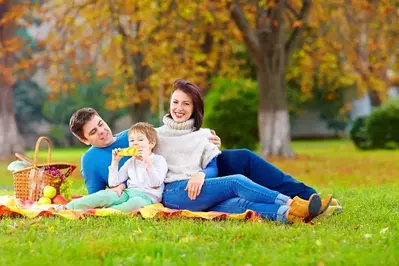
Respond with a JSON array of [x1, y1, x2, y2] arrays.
[[0, 140, 398, 265]]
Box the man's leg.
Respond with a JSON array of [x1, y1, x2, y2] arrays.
[[217, 149, 317, 199]]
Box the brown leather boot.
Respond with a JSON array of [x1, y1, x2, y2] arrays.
[[289, 194, 321, 220], [286, 212, 305, 223]]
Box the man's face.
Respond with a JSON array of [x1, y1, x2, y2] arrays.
[[80, 115, 115, 148]]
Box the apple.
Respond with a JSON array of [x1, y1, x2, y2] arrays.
[[52, 194, 68, 204], [43, 185, 57, 199], [37, 197, 52, 205], [71, 195, 83, 200]]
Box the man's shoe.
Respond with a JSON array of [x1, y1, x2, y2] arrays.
[[318, 206, 342, 218], [330, 198, 342, 207], [320, 194, 333, 214]]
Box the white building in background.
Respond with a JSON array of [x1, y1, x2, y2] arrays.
[[290, 84, 399, 139]]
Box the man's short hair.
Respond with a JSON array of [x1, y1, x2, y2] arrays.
[[69, 108, 99, 140], [128, 122, 157, 145]]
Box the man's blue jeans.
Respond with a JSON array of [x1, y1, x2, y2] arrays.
[[217, 149, 317, 200], [163, 174, 290, 222]]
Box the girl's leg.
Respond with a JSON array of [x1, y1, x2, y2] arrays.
[[217, 149, 317, 199], [66, 190, 129, 210], [162, 174, 290, 211], [111, 189, 154, 213], [208, 197, 289, 222]]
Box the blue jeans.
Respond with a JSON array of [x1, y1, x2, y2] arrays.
[[162, 174, 290, 222], [217, 149, 317, 199]]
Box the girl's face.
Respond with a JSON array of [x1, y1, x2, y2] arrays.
[[170, 89, 194, 123], [129, 131, 155, 152]]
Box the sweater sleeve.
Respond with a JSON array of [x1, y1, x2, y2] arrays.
[[81, 154, 106, 194], [108, 160, 130, 187], [146, 155, 168, 188], [202, 157, 218, 179]]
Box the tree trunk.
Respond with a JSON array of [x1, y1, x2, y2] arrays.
[[128, 102, 151, 123], [0, 85, 24, 159], [257, 66, 294, 157], [0, 0, 23, 159]]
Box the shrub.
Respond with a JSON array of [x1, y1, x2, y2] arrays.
[[366, 98, 399, 149], [204, 78, 258, 150], [349, 117, 372, 150]]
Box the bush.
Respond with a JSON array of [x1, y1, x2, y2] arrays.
[[204, 78, 258, 150], [366, 98, 399, 149], [349, 117, 372, 150]]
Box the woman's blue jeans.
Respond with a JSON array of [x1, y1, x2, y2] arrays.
[[163, 174, 290, 222], [217, 149, 317, 199]]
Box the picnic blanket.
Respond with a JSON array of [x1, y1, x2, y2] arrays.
[[0, 195, 259, 221]]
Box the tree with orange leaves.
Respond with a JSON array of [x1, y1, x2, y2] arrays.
[[38, 0, 231, 123], [290, 0, 399, 108], [0, 0, 26, 158]]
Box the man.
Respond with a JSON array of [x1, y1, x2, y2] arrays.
[[69, 107, 341, 214]]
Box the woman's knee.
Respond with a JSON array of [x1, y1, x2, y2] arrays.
[[227, 174, 249, 184]]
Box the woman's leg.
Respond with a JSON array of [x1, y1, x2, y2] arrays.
[[217, 149, 317, 199], [208, 197, 289, 222], [162, 174, 290, 212], [110, 188, 154, 213], [66, 190, 129, 210]]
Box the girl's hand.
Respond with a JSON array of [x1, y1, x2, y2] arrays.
[[136, 146, 151, 163], [111, 148, 123, 165], [110, 183, 126, 197], [185, 172, 205, 200]]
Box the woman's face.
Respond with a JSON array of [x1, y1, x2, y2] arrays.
[[170, 89, 194, 123]]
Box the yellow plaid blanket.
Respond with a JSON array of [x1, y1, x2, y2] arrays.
[[0, 196, 259, 221]]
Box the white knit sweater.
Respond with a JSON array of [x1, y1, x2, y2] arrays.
[[155, 115, 221, 183]]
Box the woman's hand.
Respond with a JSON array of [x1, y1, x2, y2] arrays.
[[111, 148, 124, 166], [209, 130, 221, 148], [185, 172, 205, 200]]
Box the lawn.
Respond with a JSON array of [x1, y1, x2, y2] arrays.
[[0, 140, 398, 265]]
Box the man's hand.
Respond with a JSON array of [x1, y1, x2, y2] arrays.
[[184, 172, 205, 200], [110, 183, 126, 197], [209, 130, 221, 148]]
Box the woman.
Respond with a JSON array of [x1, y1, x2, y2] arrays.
[[155, 79, 330, 223]]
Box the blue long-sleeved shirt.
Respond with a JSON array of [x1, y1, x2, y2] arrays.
[[81, 130, 130, 194], [202, 157, 218, 178]]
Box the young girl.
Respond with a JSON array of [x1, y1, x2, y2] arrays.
[[155, 79, 330, 223], [66, 122, 168, 212]]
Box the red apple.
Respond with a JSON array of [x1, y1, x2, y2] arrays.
[[52, 194, 68, 204], [71, 195, 83, 200]]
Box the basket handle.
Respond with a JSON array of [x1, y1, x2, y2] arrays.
[[15, 153, 33, 165], [33, 136, 52, 166]]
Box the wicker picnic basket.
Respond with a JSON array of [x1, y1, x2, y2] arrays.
[[13, 136, 77, 201]]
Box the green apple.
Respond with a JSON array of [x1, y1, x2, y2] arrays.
[[37, 197, 52, 205], [43, 185, 57, 199]]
